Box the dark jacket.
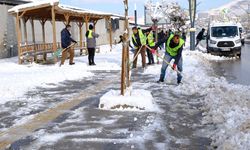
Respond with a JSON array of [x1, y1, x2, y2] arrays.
[[196, 30, 205, 40], [132, 27, 152, 48], [61, 28, 76, 49], [154, 36, 183, 64], [158, 30, 165, 40]]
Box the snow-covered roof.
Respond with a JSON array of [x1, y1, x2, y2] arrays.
[[8, 0, 59, 13], [8, 0, 116, 23], [8, 0, 112, 17], [58, 4, 112, 16]]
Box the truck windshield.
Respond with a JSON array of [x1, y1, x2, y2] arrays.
[[211, 26, 238, 37]]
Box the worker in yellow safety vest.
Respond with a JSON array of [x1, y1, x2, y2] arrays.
[[131, 26, 152, 69], [145, 30, 155, 65], [153, 31, 185, 85], [85, 24, 99, 66]]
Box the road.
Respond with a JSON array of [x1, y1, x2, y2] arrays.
[[210, 44, 250, 86]]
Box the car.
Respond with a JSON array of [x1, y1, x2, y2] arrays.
[[206, 22, 242, 58]]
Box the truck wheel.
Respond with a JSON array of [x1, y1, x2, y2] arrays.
[[242, 40, 245, 46], [237, 53, 241, 58], [207, 46, 210, 53]]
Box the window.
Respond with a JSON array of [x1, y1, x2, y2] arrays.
[[106, 18, 120, 31], [211, 26, 238, 38]]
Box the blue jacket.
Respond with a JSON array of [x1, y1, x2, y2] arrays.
[[61, 28, 76, 49]]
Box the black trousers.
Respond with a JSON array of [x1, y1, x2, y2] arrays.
[[87, 48, 95, 65], [195, 39, 201, 47], [146, 47, 154, 64]]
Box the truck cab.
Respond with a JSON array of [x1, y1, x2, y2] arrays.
[[206, 22, 242, 58]]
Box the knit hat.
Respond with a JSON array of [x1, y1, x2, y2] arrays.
[[89, 24, 94, 30]]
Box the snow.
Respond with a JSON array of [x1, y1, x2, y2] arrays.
[[0, 40, 249, 148], [143, 49, 250, 149], [58, 4, 112, 16], [0, 44, 121, 105], [99, 89, 158, 112], [8, 0, 112, 16], [0, 60, 92, 105], [8, 0, 59, 13]]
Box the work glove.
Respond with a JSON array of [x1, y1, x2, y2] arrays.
[[73, 40, 77, 44], [172, 64, 177, 70]]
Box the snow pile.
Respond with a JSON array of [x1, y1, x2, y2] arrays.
[[178, 52, 249, 149], [143, 50, 250, 149], [99, 89, 158, 111], [201, 81, 250, 150], [178, 52, 250, 149]]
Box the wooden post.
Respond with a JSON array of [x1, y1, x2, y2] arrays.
[[77, 21, 83, 55], [23, 18, 29, 45], [16, 13, 22, 64], [51, 5, 57, 62], [84, 15, 89, 33], [30, 18, 36, 43], [84, 16, 89, 52], [30, 18, 37, 62], [109, 17, 113, 51], [40, 19, 47, 61], [23, 17, 29, 63]]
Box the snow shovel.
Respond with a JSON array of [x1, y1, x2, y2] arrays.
[[53, 43, 76, 58], [128, 45, 144, 69], [145, 45, 182, 75]]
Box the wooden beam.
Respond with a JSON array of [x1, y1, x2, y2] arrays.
[[63, 13, 70, 25], [51, 5, 57, 55], [16, 13, 22, 64], [19, 11, 26, 18]]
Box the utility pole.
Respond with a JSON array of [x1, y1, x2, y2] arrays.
[[188, 0, 196, 51], [134, 3, 137, 26], [248, 4, 250, 33]]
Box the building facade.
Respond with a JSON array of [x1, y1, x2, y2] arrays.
[[0, 0, 32, 58]]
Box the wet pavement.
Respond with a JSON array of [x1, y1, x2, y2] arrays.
[[202, 43, 250, 86], [3, 68, 212, 150]]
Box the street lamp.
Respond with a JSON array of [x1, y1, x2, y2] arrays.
[[134, 3, 137, 26], [188, 0, 197, 51]]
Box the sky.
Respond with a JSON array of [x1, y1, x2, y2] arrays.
[[60, 0, 233, 17]]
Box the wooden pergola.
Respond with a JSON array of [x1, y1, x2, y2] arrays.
[[8, 0, 113, 64]]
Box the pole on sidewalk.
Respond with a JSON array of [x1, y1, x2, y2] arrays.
[[134, 3, 137, 26], [189, 0, 196, 51]]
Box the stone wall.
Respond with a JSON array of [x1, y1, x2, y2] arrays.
[[0, 4, 17, 58]]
